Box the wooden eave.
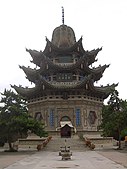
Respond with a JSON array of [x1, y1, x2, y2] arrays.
[[12, 79, 117, 100], [39, 54, 94, 73], [11, 85, 39, 98], [43, 37, 85, 56], [39, 57, 109, 80], [26, 48, 44, 66], [20, 57, 109, 85], [42, 54, 86, 71], [40, 75, 92, 89], [86, 47, 102, 65], [19, 65, 39, 83], [26, 43, 102, 68], [11, 75, 92, 98], [90, 64, 110, 81], [19, 65, 37, 75], [88, 81, 118, 99]]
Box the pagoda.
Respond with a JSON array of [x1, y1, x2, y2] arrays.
[[12, 12, 117, 137]]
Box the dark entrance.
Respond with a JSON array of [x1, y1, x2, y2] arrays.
[[61, 124, 71, 138]]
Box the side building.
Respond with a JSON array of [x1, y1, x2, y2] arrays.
[[12, 23, 117, 137]]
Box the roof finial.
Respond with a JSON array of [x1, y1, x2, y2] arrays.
[[62, 6, 64, 25]]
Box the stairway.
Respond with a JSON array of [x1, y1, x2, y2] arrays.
[[43, 135, 86, 152]]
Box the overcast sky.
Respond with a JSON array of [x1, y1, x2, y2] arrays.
[[0, 0, 127, 101]]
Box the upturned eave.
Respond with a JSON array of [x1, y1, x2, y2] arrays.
[[43, 37, 85, 55]]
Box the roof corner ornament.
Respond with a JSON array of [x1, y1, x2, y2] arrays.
[[62, 6, 64, 25]]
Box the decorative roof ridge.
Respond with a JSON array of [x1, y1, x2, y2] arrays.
[[86, 47, 102, 56], [19, 65, 38, 72], [95, 83, 118, 90], [26, 48, 46, 66], [89, 83, 118, 97], [92, 64, 110, 72], [85, 47, 102, 65], [11, 85, 32, 95], [11, 84, 43, 97], [89, 64, 110, 82], [86, 82, 118, 99], [26, 48, 42, 56], [18, 66, 41, 83]]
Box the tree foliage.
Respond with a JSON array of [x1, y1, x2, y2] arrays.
[[100, 90, 127, 149], [0, 89, 47, 151]]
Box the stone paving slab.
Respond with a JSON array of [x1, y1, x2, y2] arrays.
[[98, 150, 127, 168], [2, 150, 126, 169], [0, 149, 36, 169]]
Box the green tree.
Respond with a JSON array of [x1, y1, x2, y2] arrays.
[[100, 90, 127, 149], [0, 89, 47, 151]]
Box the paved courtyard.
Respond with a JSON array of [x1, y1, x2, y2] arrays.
[[0, 148, 127, 169]]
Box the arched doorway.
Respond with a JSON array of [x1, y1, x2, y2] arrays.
[[60, 116, 72, 138], [61, 124, 71, 138]]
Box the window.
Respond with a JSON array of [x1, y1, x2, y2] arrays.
[[34, 112, 42, 121], [59, 55, 72, 63], [88, 111, 97, 125], [75, 108, 81, 126], [57, 73, 72, 81], [49, 109, 54, 126]]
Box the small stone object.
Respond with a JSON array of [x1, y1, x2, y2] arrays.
[[59, 140, 72, 160]]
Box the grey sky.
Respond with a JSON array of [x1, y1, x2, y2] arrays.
[[0, 0, 127, 101]]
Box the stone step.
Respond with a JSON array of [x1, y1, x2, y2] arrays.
[[44, 135, 86, 152]]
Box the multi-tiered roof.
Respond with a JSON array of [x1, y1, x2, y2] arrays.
[[12, 24, 117, 100]]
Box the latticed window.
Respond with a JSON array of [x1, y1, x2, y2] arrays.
[[57, 73, 72, 81], [49, 109, 54, 126], [75, 108, 81, 126]]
